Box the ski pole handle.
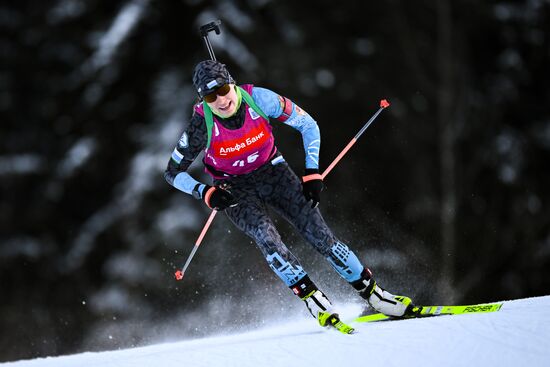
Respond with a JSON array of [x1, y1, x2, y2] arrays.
[[321, 99, 390, 179]]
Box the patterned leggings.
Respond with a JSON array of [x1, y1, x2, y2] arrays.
[[219, 159, 365, 287]]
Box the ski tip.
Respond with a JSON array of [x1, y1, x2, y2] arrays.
[[174, 270, 184, 281], [380, 99, 390, 108]]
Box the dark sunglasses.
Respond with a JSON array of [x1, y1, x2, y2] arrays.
[[203, 84, 232, 103]]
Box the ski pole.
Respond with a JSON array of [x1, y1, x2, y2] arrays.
[[174, 209, 218, 280], [321, 99, 390, 179], [175, 99, 391, 281]]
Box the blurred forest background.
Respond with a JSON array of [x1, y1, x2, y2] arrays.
[[1, 0, 549, 362]]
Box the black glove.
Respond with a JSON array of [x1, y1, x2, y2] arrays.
[[302, 169, 324, 208], [203, 185, 238, 210]]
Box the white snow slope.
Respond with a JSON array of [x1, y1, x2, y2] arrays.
[[4, 295, 550, 367]]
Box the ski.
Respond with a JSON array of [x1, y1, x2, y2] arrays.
[[354, 302, 504, 323], [330, 318, 355, 334], [319, 312, 355, 334]]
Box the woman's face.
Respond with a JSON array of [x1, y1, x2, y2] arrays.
[[206, 84, 238, 118]]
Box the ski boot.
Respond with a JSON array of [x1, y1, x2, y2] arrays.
[[351, 268, 416, 317], [291, 276, 354, 334]]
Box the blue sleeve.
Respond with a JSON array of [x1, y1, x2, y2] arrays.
[[173, 172, 207, 196], [166, 145, 208, 196], [252, 87, 320, 170]]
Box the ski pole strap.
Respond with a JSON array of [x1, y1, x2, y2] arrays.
[[203, 186, 217, 208], [202, 86, 269, 149], [303, 173, 323, 182]]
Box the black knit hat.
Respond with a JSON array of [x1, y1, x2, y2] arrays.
[[192, 60, 235, 98]]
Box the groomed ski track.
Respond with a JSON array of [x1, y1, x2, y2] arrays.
[[3, 295, 549, 367]]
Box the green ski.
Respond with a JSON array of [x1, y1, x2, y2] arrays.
[[318, 311, 355, 334], [354, 302, 504, 323]]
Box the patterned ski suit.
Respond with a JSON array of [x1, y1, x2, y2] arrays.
[[164, 85, 367, 294]]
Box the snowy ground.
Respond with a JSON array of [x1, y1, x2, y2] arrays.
[[3, 296, 550, 367]]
